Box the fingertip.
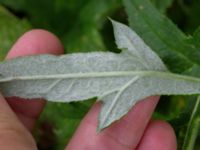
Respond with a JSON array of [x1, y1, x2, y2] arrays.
[[137, 120, 177, 150], [6, 29, 64, 59]]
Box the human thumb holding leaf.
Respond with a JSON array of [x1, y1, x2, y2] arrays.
[[0, 29, 63, 150]]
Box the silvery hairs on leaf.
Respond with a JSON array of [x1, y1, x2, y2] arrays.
[[0, 20, 200, 131]]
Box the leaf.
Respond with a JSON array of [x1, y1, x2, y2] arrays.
[[123, 0, 200, 73], [111, 20, 167, 71], [192, 26, 200, 48], [0, 20, 200, 131], [183, 26, 200, 78], [150, 0, 173, 13], [0, 5, 31, 60]]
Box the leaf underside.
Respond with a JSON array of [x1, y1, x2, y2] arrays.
[[0, 20, 199, 130]]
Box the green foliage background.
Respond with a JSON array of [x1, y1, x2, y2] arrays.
[[0, 0, 199, 149]]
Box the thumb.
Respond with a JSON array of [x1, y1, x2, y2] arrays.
[[0, 93, 37, 150]]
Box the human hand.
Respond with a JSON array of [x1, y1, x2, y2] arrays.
[[0, 30, 177, 150]]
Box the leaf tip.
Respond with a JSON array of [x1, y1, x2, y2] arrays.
[[109, 18, 119, 27], [96, 125, 102, 133], [97, 121, 108, 133]]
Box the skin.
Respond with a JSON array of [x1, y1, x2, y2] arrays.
[[0, 30, 177, 150]]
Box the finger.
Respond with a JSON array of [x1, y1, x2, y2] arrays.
[[66, 96, 159, 150], [6, 29, 64, 131], [6, 29, 63, 58], [136, 120, 177, 150], [0, 93, 37, 150]]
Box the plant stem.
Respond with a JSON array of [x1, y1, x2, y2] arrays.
[[182, 96, 200, 150]]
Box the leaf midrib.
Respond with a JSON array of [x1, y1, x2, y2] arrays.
[[0, 71, 200, 83]]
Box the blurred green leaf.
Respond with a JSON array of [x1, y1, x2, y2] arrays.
[[0, 5, 30, 60], [183, 27, 200, 78], [123, 0, 200, 73], [151, 0, 173, 13], [192, 26, 200, 48]]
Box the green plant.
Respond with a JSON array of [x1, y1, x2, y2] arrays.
[[0, 0, 200, 149]]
